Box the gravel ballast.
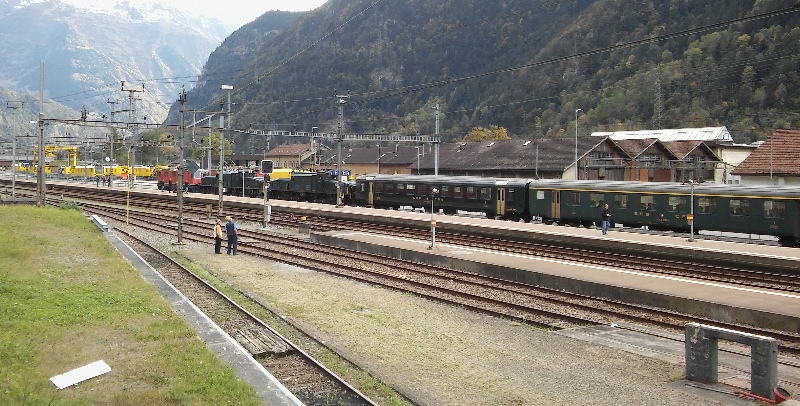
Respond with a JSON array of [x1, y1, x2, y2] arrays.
[[135, 226, 733, 406]]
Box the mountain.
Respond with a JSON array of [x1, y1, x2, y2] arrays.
[[0, 0, 229, 129], [175, 0, 800, 155]]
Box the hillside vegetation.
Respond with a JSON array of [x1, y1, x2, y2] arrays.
[[178, 0, 800, 152]]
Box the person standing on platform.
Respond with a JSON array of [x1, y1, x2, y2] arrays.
[[214, 218, 223, 254], [225, 216, 238, 255], [601, 203, 611, 235]]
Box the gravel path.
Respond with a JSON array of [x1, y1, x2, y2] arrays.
[[138, 226, 731, 406]]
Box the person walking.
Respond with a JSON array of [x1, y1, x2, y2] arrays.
[[214, 218, 223, 254], [225, 216, 238, 255], [601, 203, 611, 235]]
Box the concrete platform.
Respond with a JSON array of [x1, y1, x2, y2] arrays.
[[31, 178, 800, 274], [561, 322, 800, 405], [96, 221, 303, 406], [312, 229, 800, 403], [311, 230, 800, 334]]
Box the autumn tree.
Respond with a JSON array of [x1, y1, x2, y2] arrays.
[[463, 125, 511, 141]]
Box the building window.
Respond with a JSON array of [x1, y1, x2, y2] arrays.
[[764, 200, 785, 218], [589, 193, 603, 208], [615, 194, 628, 209], [589, 151, 612, 159], [730, 199, 749, 216], [698, 197, 716, 214]]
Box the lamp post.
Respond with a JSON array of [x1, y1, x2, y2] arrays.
[[575, 108, 582, 180], [335, 94, 348, 207], [428, 188, 439, 249], [434, 103, 440, 175], [688, 179, 695, 242], [415, 146, 423, 174]]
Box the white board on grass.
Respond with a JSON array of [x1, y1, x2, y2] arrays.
[[50, 360, 111, 389]]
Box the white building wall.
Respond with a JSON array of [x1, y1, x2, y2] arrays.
[[738, 175, 800, 186]]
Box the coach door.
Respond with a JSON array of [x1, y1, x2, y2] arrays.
[[367, 181, 374, 206], [496, 188, 506, 216], [551, 190, 561, 219]]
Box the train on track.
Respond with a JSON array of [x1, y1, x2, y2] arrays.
[[184, 168, 800, 247], [354, 175, 800, 247]]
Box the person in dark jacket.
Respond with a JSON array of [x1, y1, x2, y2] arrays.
[[225, 216, 238, 255], [601, 203, 611, 235]]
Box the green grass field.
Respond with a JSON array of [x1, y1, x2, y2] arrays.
[[0, 206, 264, 405]]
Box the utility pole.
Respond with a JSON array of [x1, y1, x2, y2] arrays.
[[6, 101, 25, 197], [37, 61, 45, 205], [335, 93, 349, 207], [121, 81, 144, 173], [219, 85, 233, 217], [177, 89, 187, 244], [107, 99, 118, 163]]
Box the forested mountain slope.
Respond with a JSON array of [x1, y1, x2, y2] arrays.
[[179, 0, 800, 153]]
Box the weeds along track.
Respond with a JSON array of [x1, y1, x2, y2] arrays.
[[103, 219, 378, 406], [78, 199, 800, 357]]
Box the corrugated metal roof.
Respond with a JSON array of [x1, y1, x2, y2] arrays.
[[592, 127, 733, 141]]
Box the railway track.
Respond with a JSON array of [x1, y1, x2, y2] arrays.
[[73, 198, 800, 357], [8, 181, 800, 353], [249, 209, 800, 293], [112, 223, 379, 406]]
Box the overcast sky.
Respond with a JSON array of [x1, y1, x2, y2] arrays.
[[60, 0, 328, 29]]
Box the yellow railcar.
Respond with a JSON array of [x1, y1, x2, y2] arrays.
[[132, 165, 153, 178]]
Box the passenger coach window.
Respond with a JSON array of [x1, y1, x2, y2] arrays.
[[454, 186, 463, 198], [730, 199, 749, 216], [374, 183, 384, 193], [479, 187, 491, 200], [640, 196, 655, 211], [507, 189, 515, 202], [385, 183, 394, 193], [418, 185, 428, 196], [406, 184, 416, 195], [466, 186, 477, 199], [589, 193, 602, 208], [566, 192, 580, 206], [764, 200, 786, 218], [668, 196, 687, 212], [698, 197, 716, 214], [615, 195, 628, 209], [441, 185, 451, 197]]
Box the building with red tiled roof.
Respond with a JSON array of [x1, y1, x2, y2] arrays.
[[731, 129, 800, 186]]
